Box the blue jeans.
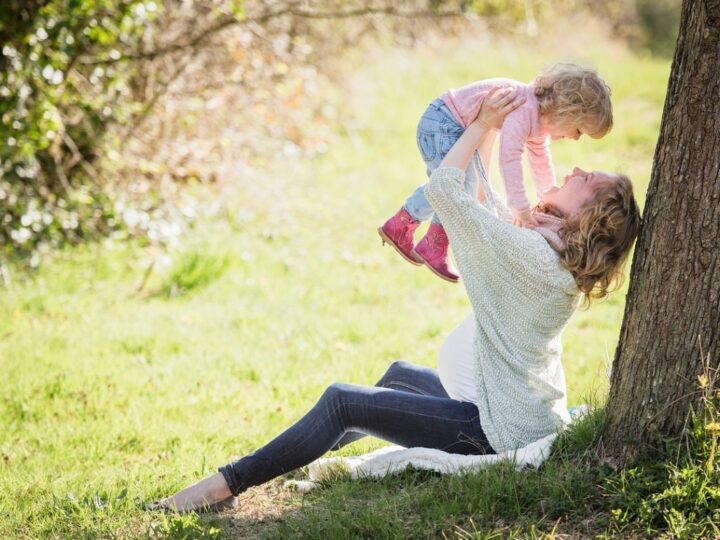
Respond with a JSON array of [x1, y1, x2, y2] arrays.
[[404, 99, 487, 226], [219, 361, 493, 495]]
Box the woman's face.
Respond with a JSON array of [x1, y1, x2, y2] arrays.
[[541, 167, 617, 217]]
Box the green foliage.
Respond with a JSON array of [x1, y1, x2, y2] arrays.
[[633, 0, 682, 56], [552, 405, 607, 459], [470, 0, 528, 21], [0, 1, 163, 258], [159, 248, 229, 298], [579, 0, 682, 57]]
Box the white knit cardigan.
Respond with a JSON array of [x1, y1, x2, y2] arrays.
[[425, 166, 579, 454]]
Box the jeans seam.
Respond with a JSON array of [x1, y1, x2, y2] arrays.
[[384, 379, 428, 395]]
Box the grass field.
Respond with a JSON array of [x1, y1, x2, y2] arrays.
[[0, 19, 671, 539]]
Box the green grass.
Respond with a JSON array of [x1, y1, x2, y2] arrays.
[[0, 19, 683, 539]]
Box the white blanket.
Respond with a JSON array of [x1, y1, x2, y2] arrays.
[[284, 433, 556, 493]]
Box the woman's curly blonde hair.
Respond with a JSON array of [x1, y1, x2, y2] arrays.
[[540, 174, 641, 308], [534, 63, 613, 139]]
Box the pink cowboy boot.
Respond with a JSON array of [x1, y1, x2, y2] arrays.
[[378, 208, 423, 266], [412, 223, 460, 283]]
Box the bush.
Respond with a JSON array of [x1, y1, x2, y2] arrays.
[[0, 0, 157, 260], [0, 1, 469, 263]]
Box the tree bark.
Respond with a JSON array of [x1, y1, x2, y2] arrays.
[[602, 0, 720, 462]]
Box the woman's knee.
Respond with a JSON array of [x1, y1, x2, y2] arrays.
[[376, 360, 413, 386], [320, 382, 357, 406], [318, 382, 370, 428]]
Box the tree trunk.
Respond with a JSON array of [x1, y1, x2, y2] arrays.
[[602, 0, 720, 462]]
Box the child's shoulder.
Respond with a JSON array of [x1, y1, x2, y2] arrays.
[[485, 77, 529, 88], [455, 77, 530, 93], [505, 86, 540, 120]]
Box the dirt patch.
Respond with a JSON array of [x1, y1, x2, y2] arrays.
[[218, 480, 305, 539]]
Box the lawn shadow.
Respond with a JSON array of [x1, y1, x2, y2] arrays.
[[217, 467, 450, 539], [220, 481, 305, 539], [152, 480, 308, 540]]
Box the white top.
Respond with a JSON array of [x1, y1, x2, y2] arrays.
[[438, 314, 479, 404], [425, 166, 577, 453]]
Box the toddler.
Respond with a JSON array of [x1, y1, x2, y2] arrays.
[[378, 63, 613, 282]]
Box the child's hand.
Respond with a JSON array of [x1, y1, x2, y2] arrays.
[[512, 208, 538, 228]]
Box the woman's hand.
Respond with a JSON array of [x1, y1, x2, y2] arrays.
[[471, 86, 525, 131]]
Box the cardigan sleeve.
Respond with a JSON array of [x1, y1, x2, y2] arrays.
[[425, 167, 558, 303]]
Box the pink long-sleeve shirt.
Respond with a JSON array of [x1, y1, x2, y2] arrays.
[[441, 78, 556, 212]]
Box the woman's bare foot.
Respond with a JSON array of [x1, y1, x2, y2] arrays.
[[148, 472, 235, 513]]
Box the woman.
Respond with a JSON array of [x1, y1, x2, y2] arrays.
[[149, 88, 640, 513]]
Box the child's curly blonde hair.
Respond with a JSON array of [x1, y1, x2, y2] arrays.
[[534, 63, 613, 139], [539, 174, 640, 308]]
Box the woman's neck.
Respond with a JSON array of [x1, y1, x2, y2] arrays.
[[529, 209, 567, 253]]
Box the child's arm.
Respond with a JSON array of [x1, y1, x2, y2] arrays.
[[499, 113, 538, 227], [526, 138, 556, 198]]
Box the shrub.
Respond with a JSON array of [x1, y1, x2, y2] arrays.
[[0, 1, 157, 259]]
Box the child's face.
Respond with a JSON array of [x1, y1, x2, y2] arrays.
[[547, 122, 584, 141], [541, 167, 616, 217]]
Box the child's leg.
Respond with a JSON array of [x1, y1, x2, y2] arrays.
[[412, 109, 480, 283], [403, 100, 464, 221], [379, 100, 464, 269], [413, 103, 482, 226]]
